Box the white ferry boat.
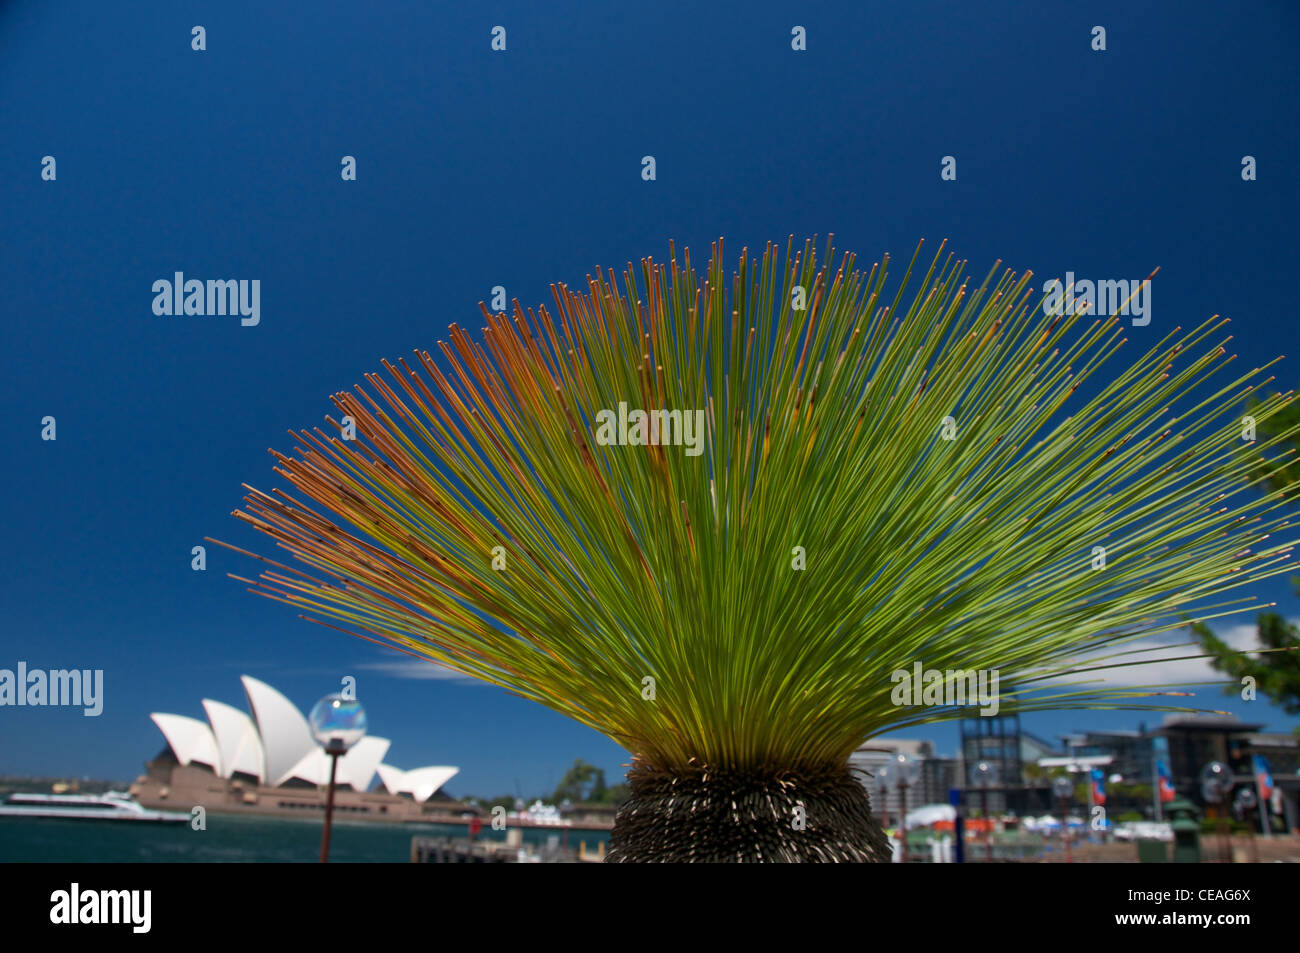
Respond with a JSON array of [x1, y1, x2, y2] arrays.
[[0, 790, 190, 823], [510, 799, 568, 827]]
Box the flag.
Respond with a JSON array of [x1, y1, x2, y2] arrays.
[[1156, 758, 1176, 803], [1254, 755, 1274, 800], [1090, 767, 1106, 805]]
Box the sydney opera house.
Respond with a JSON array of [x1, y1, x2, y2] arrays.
[[130, 676, 462, 821]]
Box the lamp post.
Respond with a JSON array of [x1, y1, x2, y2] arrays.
[[1200, 760, 1234, 864], [1233, 786, 1260, 863], [1233, 784, 1255, 817], [888, 753, 919, 864], [1052, 774, 1073, 863], [974, 760, 998, 863], [874, 763, 891, 832], [309, 692, 368, 863]]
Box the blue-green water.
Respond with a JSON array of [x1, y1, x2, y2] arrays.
[[0, 814, 609, 862]]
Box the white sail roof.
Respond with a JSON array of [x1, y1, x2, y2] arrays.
[[202, 698, 265, 783], [281, 736, 391, 790], [375, 763, 406, 795], [375, 764, 459, 802], [339, 736, 390, 792], [280, 748, 329, 786], [150, 713, 221, 772], [148, 677, 457, 796], [403, 767, 459, 802], [240, 676, 316, 787]]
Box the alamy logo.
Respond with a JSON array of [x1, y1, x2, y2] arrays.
[[1042, 272, 1150, 326], [890, 661, 1000, 716], [50, 883, 151, 933], [152, 272, 260, 326], [594, 402, 705, 457], [0, 662, 103, 716]]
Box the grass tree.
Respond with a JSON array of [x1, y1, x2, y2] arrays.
[[215, 237, 1298, 862]]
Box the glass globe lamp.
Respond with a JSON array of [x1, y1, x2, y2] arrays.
[[309, 693, 368, 754], [1199, 761, 1233, 804]]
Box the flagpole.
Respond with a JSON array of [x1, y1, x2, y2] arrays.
[[1151, 747, 1162, 823], [1254, 757, 1271, 838], [1084, 766, 1095, 843]]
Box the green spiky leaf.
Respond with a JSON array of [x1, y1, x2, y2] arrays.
[[216, 237, 1300, 775]]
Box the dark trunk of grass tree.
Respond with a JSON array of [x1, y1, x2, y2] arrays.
[[606, 763, 892, 862]]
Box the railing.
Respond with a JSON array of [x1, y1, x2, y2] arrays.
[[892, 831, 1051, 862], [410, 835, 579, 863]]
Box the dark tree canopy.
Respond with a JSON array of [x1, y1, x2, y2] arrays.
[[1193, 399, 1300, 715], [1193, 615, 1300, 716]]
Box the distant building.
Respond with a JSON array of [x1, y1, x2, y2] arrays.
[[1062, 729, 1149, 782], [1154, 714, 1258, 796], [131, 676, 461, 822], [1154, 714, 1298, 829], [959, 714, 1060, 814], [1242, 730, 1300, 830], [850, 739, 957, 820], [1020, 730, 1060, 766], [853, 720, 1068, 821], [1034, 715, 1300, 831]]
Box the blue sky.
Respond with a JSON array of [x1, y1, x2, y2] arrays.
[[1, 2, 1298, 797]]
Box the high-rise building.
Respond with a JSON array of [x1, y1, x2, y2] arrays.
[[850, 739, 958, 821]]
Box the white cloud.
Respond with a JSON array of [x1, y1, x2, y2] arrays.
[[1044, 618, 1292, 689], [356, 658, 480, 684]]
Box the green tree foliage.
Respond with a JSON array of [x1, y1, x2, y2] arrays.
[[1248, 396, 1300, 495], [1192, 614, 1300, 714], [552, 758, 605, 804], [550, 759, 631, 804], [1190, 398, 1300, 713]]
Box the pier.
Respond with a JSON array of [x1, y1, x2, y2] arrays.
[[410, 835, 607, 863]]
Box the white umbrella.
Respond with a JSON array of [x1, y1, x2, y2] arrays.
[[904, 803, 956, 829]]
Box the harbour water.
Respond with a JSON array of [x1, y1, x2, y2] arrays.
[[0, 813, 609, 863]]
